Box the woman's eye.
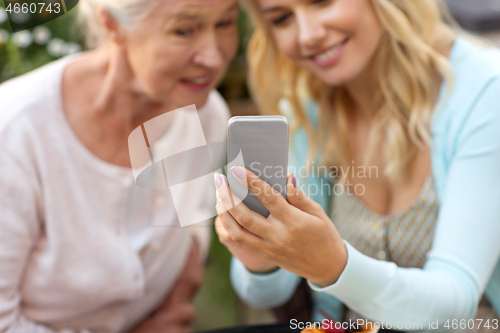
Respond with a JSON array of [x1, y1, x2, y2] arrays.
[[272, 14, 291, 26], [216, 20, 235, 29], [175, 28, 195, 37], [312, 0, 330, 5]]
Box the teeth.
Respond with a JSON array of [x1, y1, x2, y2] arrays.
[[187, 77, 209, 85], [314, 44, 342, 62]]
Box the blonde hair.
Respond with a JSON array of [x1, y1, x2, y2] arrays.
[[78, 0, 159, 48], [244, 0, 456, 180]]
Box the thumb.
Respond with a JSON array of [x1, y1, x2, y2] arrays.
[[286, 173, 323, 216]]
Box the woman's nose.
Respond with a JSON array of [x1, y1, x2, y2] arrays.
[[193, 33, 225, 69], [297, 12, 327, 49]]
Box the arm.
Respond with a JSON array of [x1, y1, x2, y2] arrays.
[[0, 146, 90, 333], [131, 239, 202, 333], [308, 78, 500, 330], [230, 257, 302, 309]]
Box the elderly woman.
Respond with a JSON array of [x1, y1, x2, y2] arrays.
[[0, 0, 238, 332], [215, 0, 500, 331]]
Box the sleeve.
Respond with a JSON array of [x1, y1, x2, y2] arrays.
[[308, 78, 500, 331], [230, 257, 302, 309], [0, 146, 90, 333]]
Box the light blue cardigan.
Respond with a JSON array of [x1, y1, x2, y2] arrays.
[[230, 38, 500, 330]]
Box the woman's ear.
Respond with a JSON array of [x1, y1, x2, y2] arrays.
[[98, 6, 126, 45]]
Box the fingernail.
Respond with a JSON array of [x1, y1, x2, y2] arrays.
[[231, 166, 246, 181], [214, 173, 223, 189], [292, 173, 297, 189]]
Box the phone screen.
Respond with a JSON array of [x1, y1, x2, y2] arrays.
[[227, 116, 289, 217]]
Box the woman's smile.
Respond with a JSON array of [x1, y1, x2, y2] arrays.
[[179, 74, 214, 91], [307, 37, 350, 68]]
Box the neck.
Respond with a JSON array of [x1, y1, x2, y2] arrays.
[[344, 61, 378, 123], [78, 44, 168, 128]]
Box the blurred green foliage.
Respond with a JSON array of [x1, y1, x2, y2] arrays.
[[0, 1, 83, 82]]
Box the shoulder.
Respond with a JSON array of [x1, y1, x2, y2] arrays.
[[0, 56, 75, 137], [446, 38, 500, 110], [435, 38, 500, 140], [452, 37, 500, 76], [0, 56, 77, 170]]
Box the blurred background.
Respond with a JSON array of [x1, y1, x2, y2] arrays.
[[0, 0, 499, 331]]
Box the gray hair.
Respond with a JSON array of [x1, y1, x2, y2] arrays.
[[78, 0, 158, 48]]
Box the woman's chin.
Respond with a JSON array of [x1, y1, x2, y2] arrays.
[[307, 66, 357, 88], [150, 91, 211, 111], [171, 94, 211, 111], [318, 73, 354, 88]]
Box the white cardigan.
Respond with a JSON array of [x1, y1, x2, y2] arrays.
[[0, 56, 229, 332]]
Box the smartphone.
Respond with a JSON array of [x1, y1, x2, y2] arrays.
[[227, 116, 289, 217]]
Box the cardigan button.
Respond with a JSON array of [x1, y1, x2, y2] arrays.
[[377, 250, 387, 260], [155, 196, 167, 208]]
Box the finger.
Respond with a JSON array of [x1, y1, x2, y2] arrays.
[[285, 173, 326, 217], [230, 166, 288, 218], [216, 203, 266, 249], [215, 216, 231, 244], [214, 173, 236, 212], [215, 174, 273, 239]]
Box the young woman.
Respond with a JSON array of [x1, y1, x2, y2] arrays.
[[214, 0, 500, 330], [0, 0, 239, 332]]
